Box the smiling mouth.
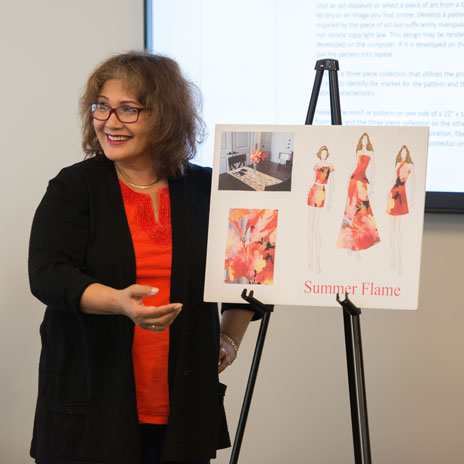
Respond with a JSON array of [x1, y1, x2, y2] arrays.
[[107, 134, 132, 142], [106, 134, 133, 146]]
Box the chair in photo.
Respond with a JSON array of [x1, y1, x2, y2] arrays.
[[228, 153, 247, 171], [278, 152, 293, 166]]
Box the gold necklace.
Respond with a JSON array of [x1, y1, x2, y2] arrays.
[[115, 164, 158, 190]]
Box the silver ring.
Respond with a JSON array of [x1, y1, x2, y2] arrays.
[[150, 324, 157, 332]]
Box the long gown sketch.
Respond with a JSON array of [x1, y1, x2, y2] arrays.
[[386, 145, 415, 274], [307, 145, 334, 273], [337, 132, 380, 259]]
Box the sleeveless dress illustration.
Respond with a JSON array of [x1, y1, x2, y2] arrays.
[[386, 162, 411, 215], [307, 165, 334, 207], [337, 153, 380, 251]]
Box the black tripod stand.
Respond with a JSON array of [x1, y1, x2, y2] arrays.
[[229, 58, 372, 464]]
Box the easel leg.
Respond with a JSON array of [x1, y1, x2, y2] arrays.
[[343, 312, 363, 464], [343, 311, 372, 464], [328, 68, 342, 124], [305, 69, 324, 124], [352, 315, 372, 464], [230, 311, 272, 464]]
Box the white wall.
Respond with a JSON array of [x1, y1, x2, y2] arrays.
[[270, 132, 294, 163], [1, 2, 463, 464], [0, 1, 143, 462]]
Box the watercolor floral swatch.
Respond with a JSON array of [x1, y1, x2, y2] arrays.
[[224, 208, 278, 285]]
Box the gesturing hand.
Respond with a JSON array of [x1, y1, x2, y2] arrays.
[[118, 284, 182, 332]]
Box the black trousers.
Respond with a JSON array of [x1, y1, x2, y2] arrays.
[[140, 424, 211, 464]]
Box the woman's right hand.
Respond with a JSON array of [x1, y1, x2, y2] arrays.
[[117, 284, 182, 332], [80, 283, 182, 332]]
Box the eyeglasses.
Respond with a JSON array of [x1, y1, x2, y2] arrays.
[[90, 103, 145, 123]]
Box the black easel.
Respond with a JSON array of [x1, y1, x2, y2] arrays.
[[306, 58, 372, 464], [229, 58, 372, 464]]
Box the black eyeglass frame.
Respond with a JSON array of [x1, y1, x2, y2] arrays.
[[90, 103, 145, 123]]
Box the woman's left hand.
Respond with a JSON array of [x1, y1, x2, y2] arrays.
[[218, 335, 237, 373]]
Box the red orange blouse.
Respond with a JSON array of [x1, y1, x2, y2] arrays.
[[120, 180, 172, 425]]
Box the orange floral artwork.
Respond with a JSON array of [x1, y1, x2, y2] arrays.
[[224, 208, 278, 285]]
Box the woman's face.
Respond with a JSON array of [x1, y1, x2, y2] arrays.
[[320, 149, 328, 160], [93, 79, 151, 167], [362, 134, 368, 147], [400, 147, 408, 160]]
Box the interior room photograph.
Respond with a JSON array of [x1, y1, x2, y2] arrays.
[[218, 131, 293, 192]]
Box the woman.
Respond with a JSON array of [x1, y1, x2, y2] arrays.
[[336, 132, 380, 260], [306, 145, 334, 273], [28, 52, 255, 464], [386, 144, 415, 274]]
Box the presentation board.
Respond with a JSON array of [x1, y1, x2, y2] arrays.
[[204, 125, 429, 310]]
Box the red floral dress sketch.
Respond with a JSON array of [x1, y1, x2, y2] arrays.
[[224, 209, 278, 285], [386, 162, 411, 216], [307, 165, 334, 207], [337, 154, 380, 251]]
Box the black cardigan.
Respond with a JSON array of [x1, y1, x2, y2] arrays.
[[28, 157, 232, 463]]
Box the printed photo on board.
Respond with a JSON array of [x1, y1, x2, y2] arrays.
[[217, 131, 294, 192]]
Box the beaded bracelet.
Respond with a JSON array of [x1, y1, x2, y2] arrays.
[[220, 333, 238, 356]]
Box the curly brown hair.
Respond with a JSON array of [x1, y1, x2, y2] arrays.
[[79, 51, 205, 179], [316, 145, 330, 160], [356, 132, 373, 152]]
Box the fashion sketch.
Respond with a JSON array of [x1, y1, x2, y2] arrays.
[[336, 132, 380, 259], [307, 145, 334, 273], [386, 145, 415, 274]]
